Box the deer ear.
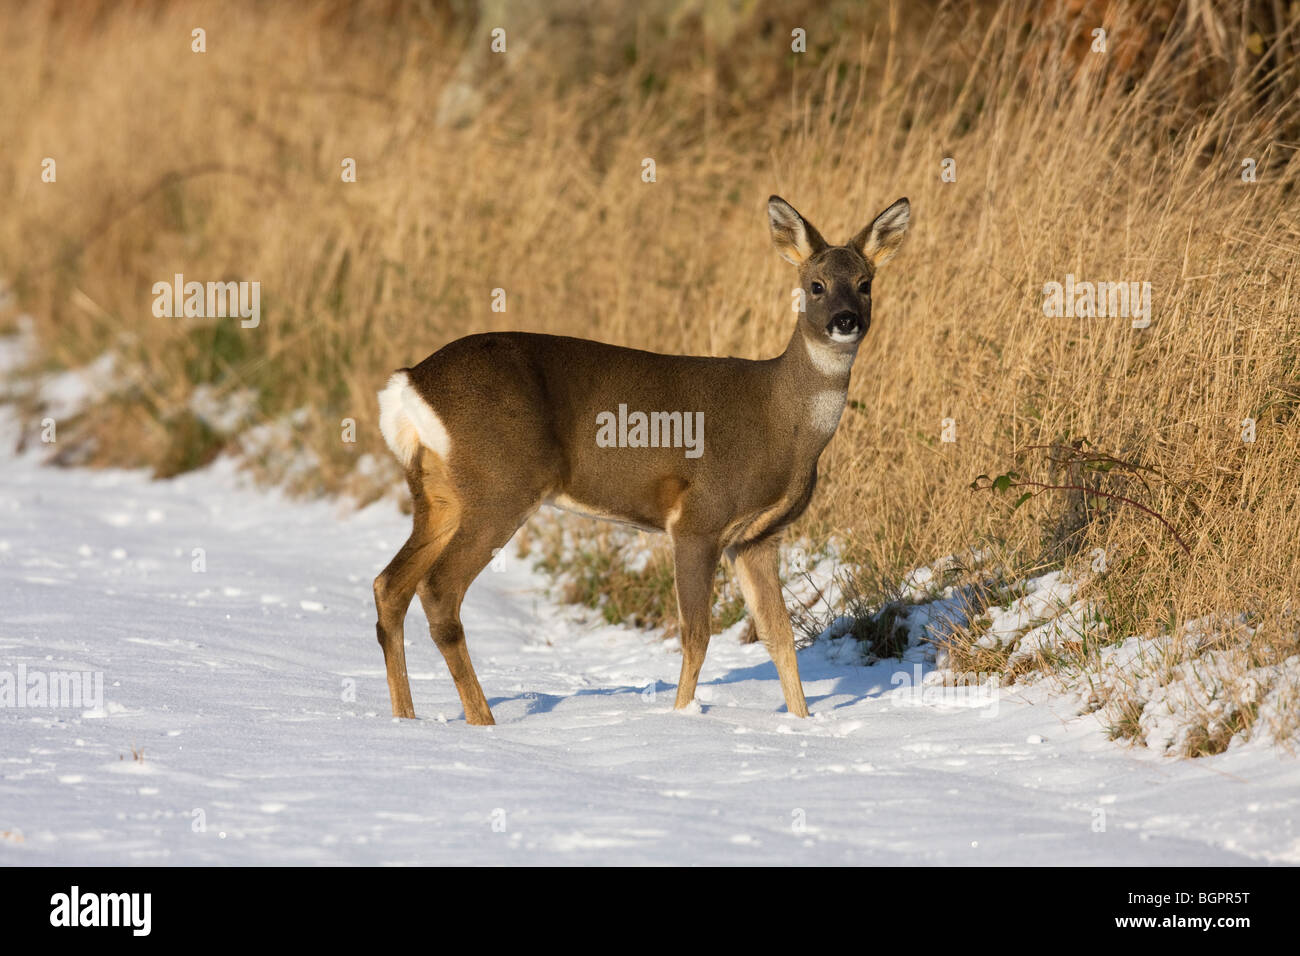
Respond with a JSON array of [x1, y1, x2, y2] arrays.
[[852, 197, 910, 267], [768, 196, 828, 265]]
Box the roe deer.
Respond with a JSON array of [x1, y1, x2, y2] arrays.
[[374, 195, 910, 724]]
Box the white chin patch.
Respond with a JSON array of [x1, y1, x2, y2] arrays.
[[804, 335, 855, 375]]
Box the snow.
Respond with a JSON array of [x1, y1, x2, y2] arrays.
[[1, 447, 1299, 864], [1084, 627, 1300, 756]]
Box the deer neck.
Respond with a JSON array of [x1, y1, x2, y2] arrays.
[[772, 326, 857, 447]]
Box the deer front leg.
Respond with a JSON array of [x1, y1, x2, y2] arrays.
[[732, 536, 809, 717], [671, 534, 720, 710]]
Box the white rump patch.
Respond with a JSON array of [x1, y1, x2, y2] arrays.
[[377, 371, 451, 468]]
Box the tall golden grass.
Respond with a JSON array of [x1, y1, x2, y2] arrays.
[[2, 0, 1299, 747]]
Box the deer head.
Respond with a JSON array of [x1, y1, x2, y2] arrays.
[[767, 195, 910, 354]]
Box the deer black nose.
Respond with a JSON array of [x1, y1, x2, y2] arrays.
[[829, 311, 861, 337]]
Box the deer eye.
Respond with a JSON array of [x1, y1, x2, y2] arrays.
[[809, 281, 825, 295], [858, 281, 871, 294]]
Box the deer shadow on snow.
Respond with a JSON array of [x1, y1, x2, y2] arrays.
[[480, 648, 934, 720]]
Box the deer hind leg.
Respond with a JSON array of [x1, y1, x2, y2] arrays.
[[671, 534, 721, 710], [732, 536, 809, 717], [416, 498, 541, 726], [374, 451, 462, 719]]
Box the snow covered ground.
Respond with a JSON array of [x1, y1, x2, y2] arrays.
[[1, 448, 1298, 865]]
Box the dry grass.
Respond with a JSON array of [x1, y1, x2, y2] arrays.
[[524, 512, 748, 635], [2, 0, 1299, 747]]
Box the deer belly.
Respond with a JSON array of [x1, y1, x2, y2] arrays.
[[725, 474, 818, 547], [545, 468, 691, 534], [544, 492, 665, 534]]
